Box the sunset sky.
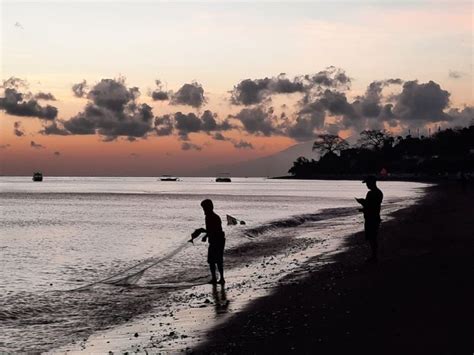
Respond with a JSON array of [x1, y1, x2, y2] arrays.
[[1, 0, 472, 176]]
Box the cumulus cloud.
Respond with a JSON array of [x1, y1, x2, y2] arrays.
[[171, 82, 206, 108], [306, 66, 351, 89], [72, 80, 88, 98], [154, 115, 174, 136], [393, 80, 451, 123], [40, 121, 70, 136], [59, 78, 155, 140], [233, 106, 278, 136], [230, 74, 305, 106], [181, 142, 202, 151], [14, 121, 25, 136], [173, 110, 233, 139], [0, 78, 58, 120], [151, 80, 170, 101], [34, 92, 56, 101], [30, 141, 45, 149], [232, 140, 254, 149]]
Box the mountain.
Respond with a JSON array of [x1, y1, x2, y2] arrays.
[[195, 141, 317, 177]]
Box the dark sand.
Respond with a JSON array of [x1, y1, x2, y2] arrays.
[[193, 183, 474, 354]]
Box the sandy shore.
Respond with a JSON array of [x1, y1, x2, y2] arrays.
[[51, 183, 473, 354], [193, 182, 474, 354]]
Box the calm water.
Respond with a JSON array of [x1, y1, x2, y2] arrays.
[[0, 177, 426, 351]]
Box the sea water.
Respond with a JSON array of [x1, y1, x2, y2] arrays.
[[0, 177, 426, 351]]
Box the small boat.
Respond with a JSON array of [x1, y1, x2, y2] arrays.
[[32, 172, 43, 182], [159, 175, 179, 181], [216, 173, 231, 182]]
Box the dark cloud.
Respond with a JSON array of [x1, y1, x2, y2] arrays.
[[30, 141, 45, 149], [232, 140, 254, 149], [447, 106, 474, 127], [0, 78, 58, 120], [154, 115, 174, 136], [174, 112, 202, 139], [306, 66, 351, 89], [234, 106, 278, 136], [173, 110, 232, 139], [14, 121, 25, 137], [393, 80, 451, 122], [53, 151, 61, 156], [72, 80, 88, 98], [60, 78, 154, 140], [213, 132, 227, 141], [230, 74, 305, 106], [34, 92, 56, 101], [40, 121, 70, 136], [171, 82, 206, 108], [151, 80, 170, 101], [181, 142, 202, 151], [0, 144, 11, 149]]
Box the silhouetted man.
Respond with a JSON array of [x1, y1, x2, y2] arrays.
[[190, 199, 226, 284], [356, 176, 383, 262]]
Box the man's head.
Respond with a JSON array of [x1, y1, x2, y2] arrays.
[[201, 199, 214, 214], [362, 175, 377, 190]]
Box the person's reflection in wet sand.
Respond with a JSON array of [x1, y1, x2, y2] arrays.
[[211, 284, 230, 315]]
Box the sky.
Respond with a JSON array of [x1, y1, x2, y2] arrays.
[[1, 0, 472, 176]]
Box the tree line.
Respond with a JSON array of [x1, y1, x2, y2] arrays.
[[288, 125, 474, 178]]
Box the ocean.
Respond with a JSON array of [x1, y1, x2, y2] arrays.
[[0, 177, 426, 352]]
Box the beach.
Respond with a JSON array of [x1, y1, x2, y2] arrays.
[[2, 179, 472, 353], [193, 182, 474, 354], [0, 178, 424, 352]]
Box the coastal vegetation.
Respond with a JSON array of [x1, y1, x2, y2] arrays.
[[288, 125, 474, 178]]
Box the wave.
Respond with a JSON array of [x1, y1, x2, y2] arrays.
[[243, 207, 358, 237]]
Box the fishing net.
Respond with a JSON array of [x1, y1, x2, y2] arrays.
[[70, 239, 190, 291]]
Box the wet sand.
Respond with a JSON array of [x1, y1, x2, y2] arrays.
[[194, 183, 474, 354]]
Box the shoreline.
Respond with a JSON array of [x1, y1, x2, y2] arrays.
[[50, 185, 427, 354], [193, 182, 474, 354]]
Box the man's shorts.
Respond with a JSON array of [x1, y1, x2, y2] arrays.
[[364, 221, 380, 241], [208, 239, 226, 264]]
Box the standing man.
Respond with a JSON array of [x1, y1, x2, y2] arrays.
[[356, 176, 384, 262], [190, 199, 226, 284]]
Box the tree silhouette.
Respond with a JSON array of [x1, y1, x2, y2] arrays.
[[358, 130, 393, 150], [312, 134, 349, 156]]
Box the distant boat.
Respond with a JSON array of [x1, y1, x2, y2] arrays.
[[159, 175, 179, 182], [32, 172, 43, 182], [216, 173, 231, 182]]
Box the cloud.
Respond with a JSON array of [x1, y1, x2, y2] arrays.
[[171, 82, 206, 108], [174, 110, 232, 139], [34, 92, 56, 101], [306, 66, 351, 89], [53, 151, 61, 156], [234, 106, 278, 136], [232, 139, 254, 149], [72, 80, 88, 98], [59, 78, 155, 140], [230, 74, 305, 106], [0, 144, 11, 149], [154, 115, 174, 136], [393, 80, 451, 123], [212, 132, 227, 141], [448, 70, 466, 79], [181, 142, 202, 151], [13, 121, 25, 137], [151, 80, 170, 101], [40, 121, 70, 135], [30, 141, 45, 149], [0, 78, 58, 120]]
